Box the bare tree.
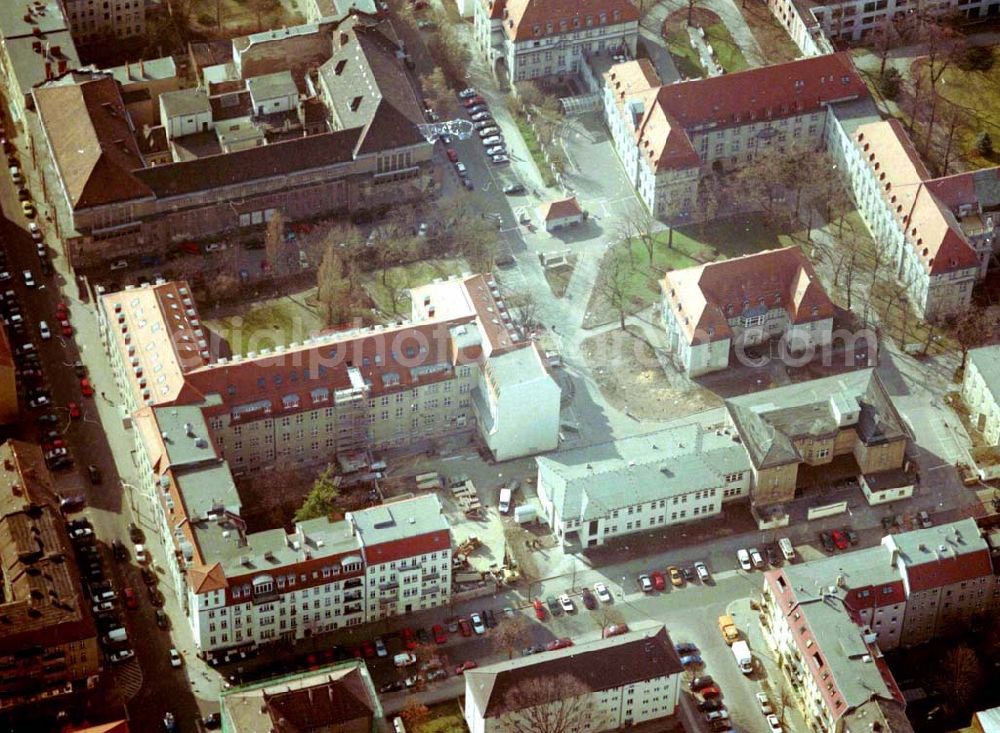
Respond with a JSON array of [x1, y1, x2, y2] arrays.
[[426, 23, 471, 88], [949, 308, 998, 369], [500, 675, 608, 733], [421, 69, 459, 119], [933, 644, 983, 711], [246, 0, 278, 31], [400, 697, 430, 728], [599, 245, 635, 330], [316, 244, 357, 327], [506, 290, 541, 331], [264, 210, 286, 276], [491, 616, 531, 660], [938, 102, 965, 174]]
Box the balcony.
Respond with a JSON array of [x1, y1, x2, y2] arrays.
[[343, 603, 362, 615], [343, 578, 362, 590], [344, 591, 362, 603]]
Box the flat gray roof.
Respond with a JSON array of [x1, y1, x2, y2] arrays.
[[968, 346, 1000, 403], [4, 31, 80, 98], [246, 70, 297, 104], [0, 0, 67, 38], [153, 406, 219, 468], [160, 87, 211, 118], [537, 408, 750, 521], [105, 56, 178, 84], [347, 494, 448, 545]]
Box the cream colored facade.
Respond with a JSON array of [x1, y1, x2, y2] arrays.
[[963, 346, 1000, 446]]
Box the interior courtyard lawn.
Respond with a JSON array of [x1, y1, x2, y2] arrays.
[[704, 22, 749, 73], [204, 289, 325, 357], [361, 258, 468, 319], [413, 701, 468, 733]]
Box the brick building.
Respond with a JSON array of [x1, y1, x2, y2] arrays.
[[0, 441, 100, 714], [61, 0, 145, 45], [31, 16, 437, 270]]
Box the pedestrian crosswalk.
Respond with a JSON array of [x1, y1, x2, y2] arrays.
[[112, 657, 144, 700]]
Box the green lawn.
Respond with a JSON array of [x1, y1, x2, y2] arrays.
[[514, 116, 556, 187], [664, 27, 705, 79], [362, 258, 468, 319], [912, 49, 1000, 170], [204, 289, 325, 356], [705, 22, 749, 73]]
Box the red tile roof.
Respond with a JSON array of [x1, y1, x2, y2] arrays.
[[485, 0, 506, 20], [361, 529, 451, 565], [853, 119, 979, 276], [501, 0, 639, 42], [621, 53, 867, 173], [539, 196, 583, 221], [189, 562, 227, 593], [902, 548, 994, 593], [662, 246, 834, 345]]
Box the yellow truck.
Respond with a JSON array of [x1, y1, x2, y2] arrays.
[[718, 614, 740, 645]]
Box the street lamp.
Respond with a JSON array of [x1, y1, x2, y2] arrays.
[[621, 575, 627, 600]]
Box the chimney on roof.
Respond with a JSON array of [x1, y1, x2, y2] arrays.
[[57, 59, 66, 74], [51, 44, 60, 56], [889, 547, 899, 567], [184, 422, 195, 437], [339, 32, 349, 46], [140, 59, 145, 76], [44, 61, 51, 79]]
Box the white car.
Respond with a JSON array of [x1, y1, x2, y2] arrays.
[[737, 548, 752, 571], [134, 544, 147, 563], [473, 119, 495, 130], [39, 320, 50, 340], [482, 135, 503, 147], [470, 111, 491, 122], [470, 612, 486, 634], [594, 582, 612, 603], [69, 527, 94, 540], [756, 691, 773, 715], [766, 714, 783, 732], [458, 87, 477, 99], [204, 242, 227, 252], [638, 574, 653, 592], [22, 270, 35, 288], [491, 154, 510, 165], [478, 127, 500, 139], [558, 594, 574, 613], [485, 145, 506, 156], [109, 649, 134, 663], [455, 162, 467, 175], [28, 222, 42, 241], [374, 637, 388, 657], [92, 601, 115, 614], [110, 259, 128, 271], [169, 648, 182, 667], [749, 547, 765, 569], [416, 222, 429, 237], [695, 561, 711, 582]]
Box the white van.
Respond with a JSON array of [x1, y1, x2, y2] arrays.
[[498, 487, 511, 514], [103, 627, 128, 645], [778, 537, 794, 562]]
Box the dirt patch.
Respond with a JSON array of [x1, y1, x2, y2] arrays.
[[736, 0, 802, 64], [580, 328, 722, 421], [543, 257, 576, 298]]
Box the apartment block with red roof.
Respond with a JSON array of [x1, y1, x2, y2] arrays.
[[828, 112, 994, 320], [760, 518, 998, 732], [660, 246, 834, 376], [473, 0, 639, 84], [602, 53, 870, 221]]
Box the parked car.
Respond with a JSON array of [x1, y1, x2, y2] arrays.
[[581, 587, 597, 610], [844, 528, 859, 545], [594, 582, 612, 603], [169, 648, 183, 667], [698, 698, 723, 712], [503, 183, 526, 195], [705, 709, 730, 723], [918, 510, 932, 528], [109, 649, 134, 663], [737, 548, 752, 571], [59, 494, 86, 513], [675, 642, 698, 655], [546, 595, 562, 616], [88, 465, 102, 484], [545, 637, 573, 651], [820, 530, 836, 552], [202, 713, 222, 730], [470, 612, 486, 635], [123, 587, 138, 609], [156, 609, 169, 629], [603, 623, 629, 638], [756, 691, 773, 714], [485, 145, 506, 156], [695, 561, 711, 582], [558, 594, 575, 613], [830, 530, 849, 551], [433, 623, 447, 644], [679, 654, 703, 666], [446, 148, 458, 162], [700, 685, 721, 699], [457, 88, 477, 100], [38, 321, 50, 340], [490, 154, 510, 164], [454, 660, 478, 675], [748, 547, 765, 569], [128, 522, 144, 543], [533, 598, 546, 620], [470, 111, 492, 122], [458, 617, 472, 636], [374, 637, 387, 657], [481, 135, 503, 147], [766, 714, 783, 732], [134, 544, 147, 564], [690, 675, 714, 691], [668, 566, 684, 587], [638, 574, 653, 592], [463, 96, 486, 108], [478, 126, 501, 139], [521, 645, 544, 656]]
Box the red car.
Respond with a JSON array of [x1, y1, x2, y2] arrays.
[[55, 302, 68, 321], [533, 598, 546, 620], [80, 378, 94, 397], [545, 637, 573, 651], [454, 660, 478, 675], [463, 96, 486, 108], [124, 587, 138, 609], [446, 149, 458, 163], [700, 685, 721, 699], [68, 402, 81, 419], [60, 319, 72, 336], [458, 617, 472, 637], [401, 627, 417, 650], [359, 640, 376, 658], [651, 570, 666, 591], [831, 530, 849, 551], [433, 624, 447, 644]]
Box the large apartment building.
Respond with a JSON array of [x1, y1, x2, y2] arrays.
[[769, 0, 1000, 59], [474, 0, 639, 84], [31, 15, 438, 269], [99, 274, 559, 471], [538, 368, 908, 546], [602, 53, 869, 221], [760, 518, 997, 732], [827, 114, 997, 319], [963, 346, 1000, 447], [61, 0, 146, 45], [0, 441, 100, 714], [464, 625, 683, 733], [661, 246, 834, 376]]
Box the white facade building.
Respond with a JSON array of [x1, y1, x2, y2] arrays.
[[473, 0, 639, 84], [964, 346, 1000, 446], [62, 0, 146, 44], [536, 411, 751, 549], [464, 625, 683, 733]]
